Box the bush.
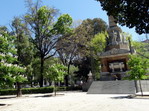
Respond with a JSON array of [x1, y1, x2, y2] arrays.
[[0, 87, 53, 95], [66, 86, 82, 91], [56, 87, 66, 91], [0, 89, 17, 95], [55, 86, 82, 91]]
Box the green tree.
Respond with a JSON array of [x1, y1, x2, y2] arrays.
[[96, 0, 149, 34], [56, 33, 78, 86], [73, 19, 107, 80], [74, 18, 107, 57], [90, 32, 107, 79], [68, 65, 78, 86], [132, 41, 149, 59], [74, 57, 91, 81], [46, 63, 67, 96], [11, 17, 34, 66], [125, 32, 149, 59], [0, 27, 26, 97], [56, 18, 107, 85], [126, 55, 149, 96], [31, 57, 41, 86], [90, 32, 107, 56], [25, 1, 72, 87], [11, 17, 35, 87], [43, 57, 61, 86]]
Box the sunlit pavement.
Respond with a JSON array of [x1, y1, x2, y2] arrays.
[[0, 91, 149, 111]]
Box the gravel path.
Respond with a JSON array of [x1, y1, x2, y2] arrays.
[[0, 92, 149, 111]]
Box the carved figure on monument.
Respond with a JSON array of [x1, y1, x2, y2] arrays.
[[118, 32, 122, 43], [107, 16, 124, 45], [111, 31, 118, 45], [122, 34, 127, 43]]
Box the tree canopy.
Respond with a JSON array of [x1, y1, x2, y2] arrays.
[[96, 0, 149, 34], [132, 41, 149, 59], [0, 27, 26, 94], [24, 0, 72, 87]]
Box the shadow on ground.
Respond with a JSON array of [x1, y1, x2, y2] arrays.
[[0, 104, 11, 106], [111, 95, 133, 99], [34, 94, 64, 98], [111, 95, 149, 99], [0, 104, 6, 106], [0, 97, 16, 99], [34, 94, 53, 98]]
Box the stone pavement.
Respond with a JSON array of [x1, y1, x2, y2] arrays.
[[0, 91, 149, 111]]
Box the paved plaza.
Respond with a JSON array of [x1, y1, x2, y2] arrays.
[[0, 91, 149, 111]]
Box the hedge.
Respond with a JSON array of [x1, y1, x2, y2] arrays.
[[56, 86, 82, 91], [66, 86, 82, 91], [0, 86, 82, 96], [0, 87, 53, 95]]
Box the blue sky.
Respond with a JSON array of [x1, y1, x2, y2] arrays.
[[0, 0, 145, 41]]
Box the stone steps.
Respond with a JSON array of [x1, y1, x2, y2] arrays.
[[87, 80, 136, 94]]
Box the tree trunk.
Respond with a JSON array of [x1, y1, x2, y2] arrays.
[[30, 75, 33, 87], [39, 57, 44, 87], [139, 80, 143, 96], [65, 63, 71, 86], [16, 82, 22, 97], [54, 81, 56, 96], [31, 78, 33, 87], [134, 80, 139, 93], [65, 75, 68, 87]]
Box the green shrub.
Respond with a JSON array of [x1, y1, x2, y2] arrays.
[[56, 87, 66, 91], [55, 86, 82, 91], [0, 87, 53, 95], [22, 87, 53, 94], [66, 86, 82, 91], [0, 89, 17, 95]]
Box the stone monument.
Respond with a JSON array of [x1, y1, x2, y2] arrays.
[[99, 16, 134, 80], [87, 16, 137, 94], [87, 71, 93, 82]]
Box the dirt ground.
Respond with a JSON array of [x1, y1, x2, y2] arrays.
[[0, 91, 149, 111]]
